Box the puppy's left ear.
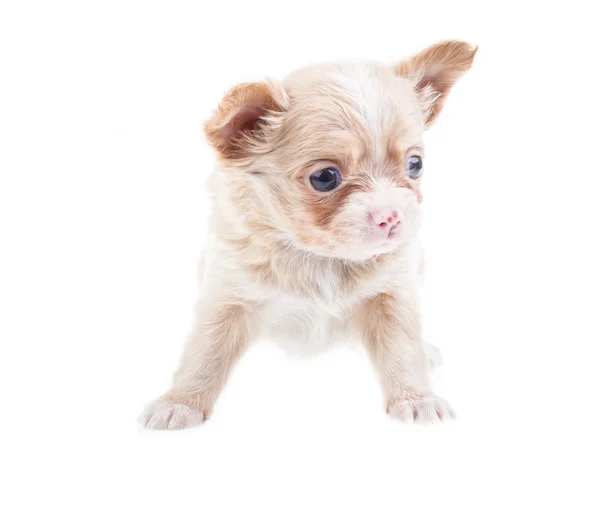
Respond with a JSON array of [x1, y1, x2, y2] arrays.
[[395, 40, 477, 127], [204, 80, 288, 160]]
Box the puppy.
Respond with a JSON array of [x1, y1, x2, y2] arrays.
[[141, 41, 476, 429]]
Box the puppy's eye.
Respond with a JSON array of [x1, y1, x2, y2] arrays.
[[406, 156, 423, 179], [310, 167, 342, 192]]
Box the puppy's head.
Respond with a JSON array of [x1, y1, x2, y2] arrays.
[[205, 41, 476, 261]]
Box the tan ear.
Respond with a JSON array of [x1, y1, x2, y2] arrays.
[[396, 40, 477, 127], [204, 81, 287, 159]]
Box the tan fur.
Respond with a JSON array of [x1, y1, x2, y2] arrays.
[[140, 41, 475, 429], [164, 300, 258, 419], [395, 40, 477, 126]]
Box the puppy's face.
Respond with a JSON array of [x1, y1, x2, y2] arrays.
[[205, 41, 476, 261]]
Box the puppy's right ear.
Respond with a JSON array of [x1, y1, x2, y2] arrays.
[[204, 81, 287, 159]]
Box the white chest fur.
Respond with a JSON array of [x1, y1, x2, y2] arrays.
[[203, 237, 423, 355], [263, 294, 351, 354], [261, 249, 420, 354]]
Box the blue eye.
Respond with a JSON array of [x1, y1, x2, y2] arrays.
[[310, 167, 342, 192], [406, 156, 424, 179]]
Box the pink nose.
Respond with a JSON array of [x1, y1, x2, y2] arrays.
[[370, 209, 403, 230]]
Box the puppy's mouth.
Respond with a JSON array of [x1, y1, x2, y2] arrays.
[[377, 223, 405, 244], [387, 225, 402, 239], [303, 220, 411, 261], [368, 223, 411, 253]]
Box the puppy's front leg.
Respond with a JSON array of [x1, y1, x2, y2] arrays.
[[357, 292, 454, 424], [141, 297, 259, 430]]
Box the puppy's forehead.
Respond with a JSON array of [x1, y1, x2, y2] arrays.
[[282, 61, 423, 158]]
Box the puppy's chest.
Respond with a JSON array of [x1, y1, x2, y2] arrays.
[[267, 273, 349, 318], [260, 264, 392, 351]]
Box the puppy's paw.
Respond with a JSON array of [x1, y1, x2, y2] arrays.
[[424, 342, 443, 370], [388, 396, 455, 424], [139, 399, 205, 430]]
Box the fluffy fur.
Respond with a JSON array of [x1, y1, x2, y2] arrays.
[[140, 40, 476, 429]]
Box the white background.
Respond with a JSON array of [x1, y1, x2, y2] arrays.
[[1, 1, 599, 512]]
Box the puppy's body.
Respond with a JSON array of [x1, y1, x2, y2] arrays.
[[141, 42, 476, 429]]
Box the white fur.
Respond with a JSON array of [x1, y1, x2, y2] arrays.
[[140, 401, 204, 430], [389, 397, 455, 424], [424, 343, 443, 369]]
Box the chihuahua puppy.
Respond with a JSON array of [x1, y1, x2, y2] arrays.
[[141, 41, 476, 429]]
